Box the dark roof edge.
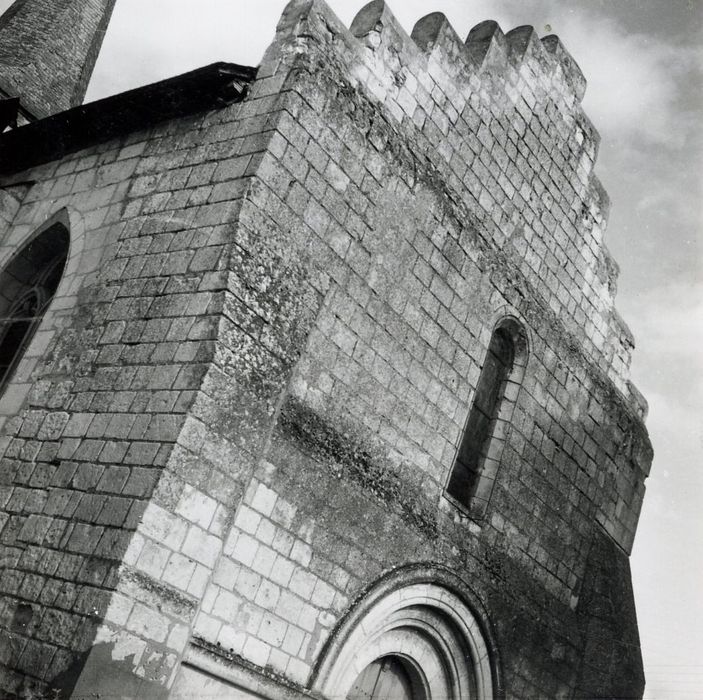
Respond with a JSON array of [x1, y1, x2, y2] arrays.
[[0, 61, 257, 177], [0, 82, 38, 122]]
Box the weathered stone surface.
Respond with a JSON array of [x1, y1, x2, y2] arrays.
[[0, 0, 117, 119], [574, 528, 645, 699], [0, 0, 651, 698]]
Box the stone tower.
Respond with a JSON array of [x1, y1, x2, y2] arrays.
[[0, 0, 652, 699], [0, 0, 116, 119]]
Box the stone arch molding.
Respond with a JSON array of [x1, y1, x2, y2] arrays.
[[0, 206, 89, 318], [311, 566, 501, 700], [485, 306, 531, 367]]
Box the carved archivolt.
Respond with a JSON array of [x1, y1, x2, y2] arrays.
[[312, 567, 498, 699]]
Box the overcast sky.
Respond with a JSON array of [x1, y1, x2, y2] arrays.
[[4, 0, 701, 696]]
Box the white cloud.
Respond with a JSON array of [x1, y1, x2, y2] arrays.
[[575, 26, 699, 147], [616, 287, 703, 459], [624, 281, 703, 381], [464, 0, 702, 148], [350, 0, 702, 148]]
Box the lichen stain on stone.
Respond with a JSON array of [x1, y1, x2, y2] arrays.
[[280, 394, 440, 540], [120, 567, 197, 620]]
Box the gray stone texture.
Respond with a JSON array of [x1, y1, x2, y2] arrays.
[[0, 0, 652, 698], [0, 0, 116, 118]]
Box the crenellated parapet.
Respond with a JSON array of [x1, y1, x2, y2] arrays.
[[252, 0, 651, 558], [262, 0, 641, 411]]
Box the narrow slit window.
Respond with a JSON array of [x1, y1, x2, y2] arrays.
[[447, 319, 526, 514], [0, 222, 69, 396]]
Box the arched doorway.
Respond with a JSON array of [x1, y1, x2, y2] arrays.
[[313, 568, 500, 700]]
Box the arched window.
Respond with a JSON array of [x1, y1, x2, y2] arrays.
[[0, 221, 69, 395], [446, 317, 527, 516]]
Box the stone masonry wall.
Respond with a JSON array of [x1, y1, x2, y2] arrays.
[[182, 1, 651, 698], [0, 0, 117, 118], [0, 0, 651, 698], [0, 90, 290, 696]]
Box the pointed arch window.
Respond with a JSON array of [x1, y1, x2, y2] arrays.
[[446, 317, 527, 517], [0, 222, 69, 395]]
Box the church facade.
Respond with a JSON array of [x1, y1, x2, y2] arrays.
[[0, 1, 652, 698]]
